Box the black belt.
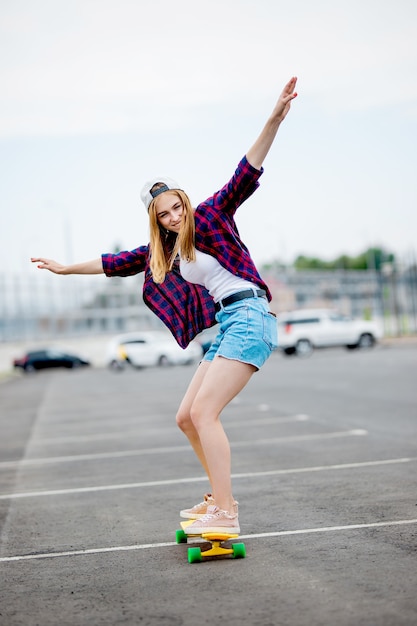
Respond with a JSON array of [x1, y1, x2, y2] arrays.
[[215, 289, 267, 312]]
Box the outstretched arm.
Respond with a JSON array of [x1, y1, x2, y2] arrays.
[[246, 76, 298, 170], [31, 257, 104, 275]]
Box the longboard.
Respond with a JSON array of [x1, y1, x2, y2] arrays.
[[176, 519, 246, 563]]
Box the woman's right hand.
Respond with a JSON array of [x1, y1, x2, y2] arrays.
[[30, 256, 104, 275], [31, 257, 67, 274]]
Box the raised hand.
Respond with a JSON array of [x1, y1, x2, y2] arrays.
[[272, 76, 298, 123], [246, 76, 298, 170]]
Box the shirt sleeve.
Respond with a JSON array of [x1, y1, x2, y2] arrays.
[[202, 156, 264, 217], [101, 246, 149, 277]]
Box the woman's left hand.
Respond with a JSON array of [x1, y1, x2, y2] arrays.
[[272, 76, 298, 122]]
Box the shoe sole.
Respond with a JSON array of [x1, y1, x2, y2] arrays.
[[185, 525, 240, 535]]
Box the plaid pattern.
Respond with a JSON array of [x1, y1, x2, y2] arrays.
[[102, 156, 271, 348]]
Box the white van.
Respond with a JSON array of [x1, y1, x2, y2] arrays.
[[277, 309, 383, 357]]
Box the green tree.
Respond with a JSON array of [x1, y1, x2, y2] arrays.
[[292, 247, 395, 271]]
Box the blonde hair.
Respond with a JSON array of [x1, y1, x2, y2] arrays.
[[148, 190, 196, 284]]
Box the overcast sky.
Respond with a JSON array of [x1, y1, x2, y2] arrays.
[[1, 0, 416, 276]]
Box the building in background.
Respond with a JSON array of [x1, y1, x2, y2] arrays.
[[1, 262, 417, 343]]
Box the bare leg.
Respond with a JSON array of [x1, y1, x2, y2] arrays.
[[189, 356, 256, 514], [176, 361, 212, 483]]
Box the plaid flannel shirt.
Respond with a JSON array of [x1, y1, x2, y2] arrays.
[[102, 156, 271, 348]]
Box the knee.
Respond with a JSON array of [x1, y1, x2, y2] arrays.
[[176, 407, 192, 433], [189, 401, 211, 431], [176, 401, 207, 433]]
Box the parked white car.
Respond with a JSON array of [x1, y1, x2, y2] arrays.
[[106, 331, 203, 370], [277, 309, 383, 357]]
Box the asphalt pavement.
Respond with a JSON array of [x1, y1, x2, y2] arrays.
[[0, 343, 416, 626]]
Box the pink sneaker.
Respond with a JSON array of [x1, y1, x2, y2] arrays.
[[184, 505, 240, 535], [180, 493, 215, 519], [180, 495, 239, 519]]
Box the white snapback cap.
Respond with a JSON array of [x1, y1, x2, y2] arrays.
[[140, 176, 182, 211]]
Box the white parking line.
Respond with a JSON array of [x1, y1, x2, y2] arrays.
[[1, 518, 416, 563], [0, 429, 367, 469], [227, 413, 310, 428], [231, 429, 368, 449], [29, 414, 310, 446], [0, 456, 413, 500]]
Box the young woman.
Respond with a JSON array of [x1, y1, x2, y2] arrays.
[[32, 76, 298, 534]]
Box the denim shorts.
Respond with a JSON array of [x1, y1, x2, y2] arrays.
[[203, 296, 278, 370]]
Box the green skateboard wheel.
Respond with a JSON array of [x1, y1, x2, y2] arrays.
[[176, 529, 188, 544], [188, 547, 202, 563], [232, 542, 246, 559]]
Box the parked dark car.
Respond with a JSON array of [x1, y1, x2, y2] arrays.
[[13, 349, 90, 372]]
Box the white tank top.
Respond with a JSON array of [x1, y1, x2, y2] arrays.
[[180, 249, 257, 303]]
